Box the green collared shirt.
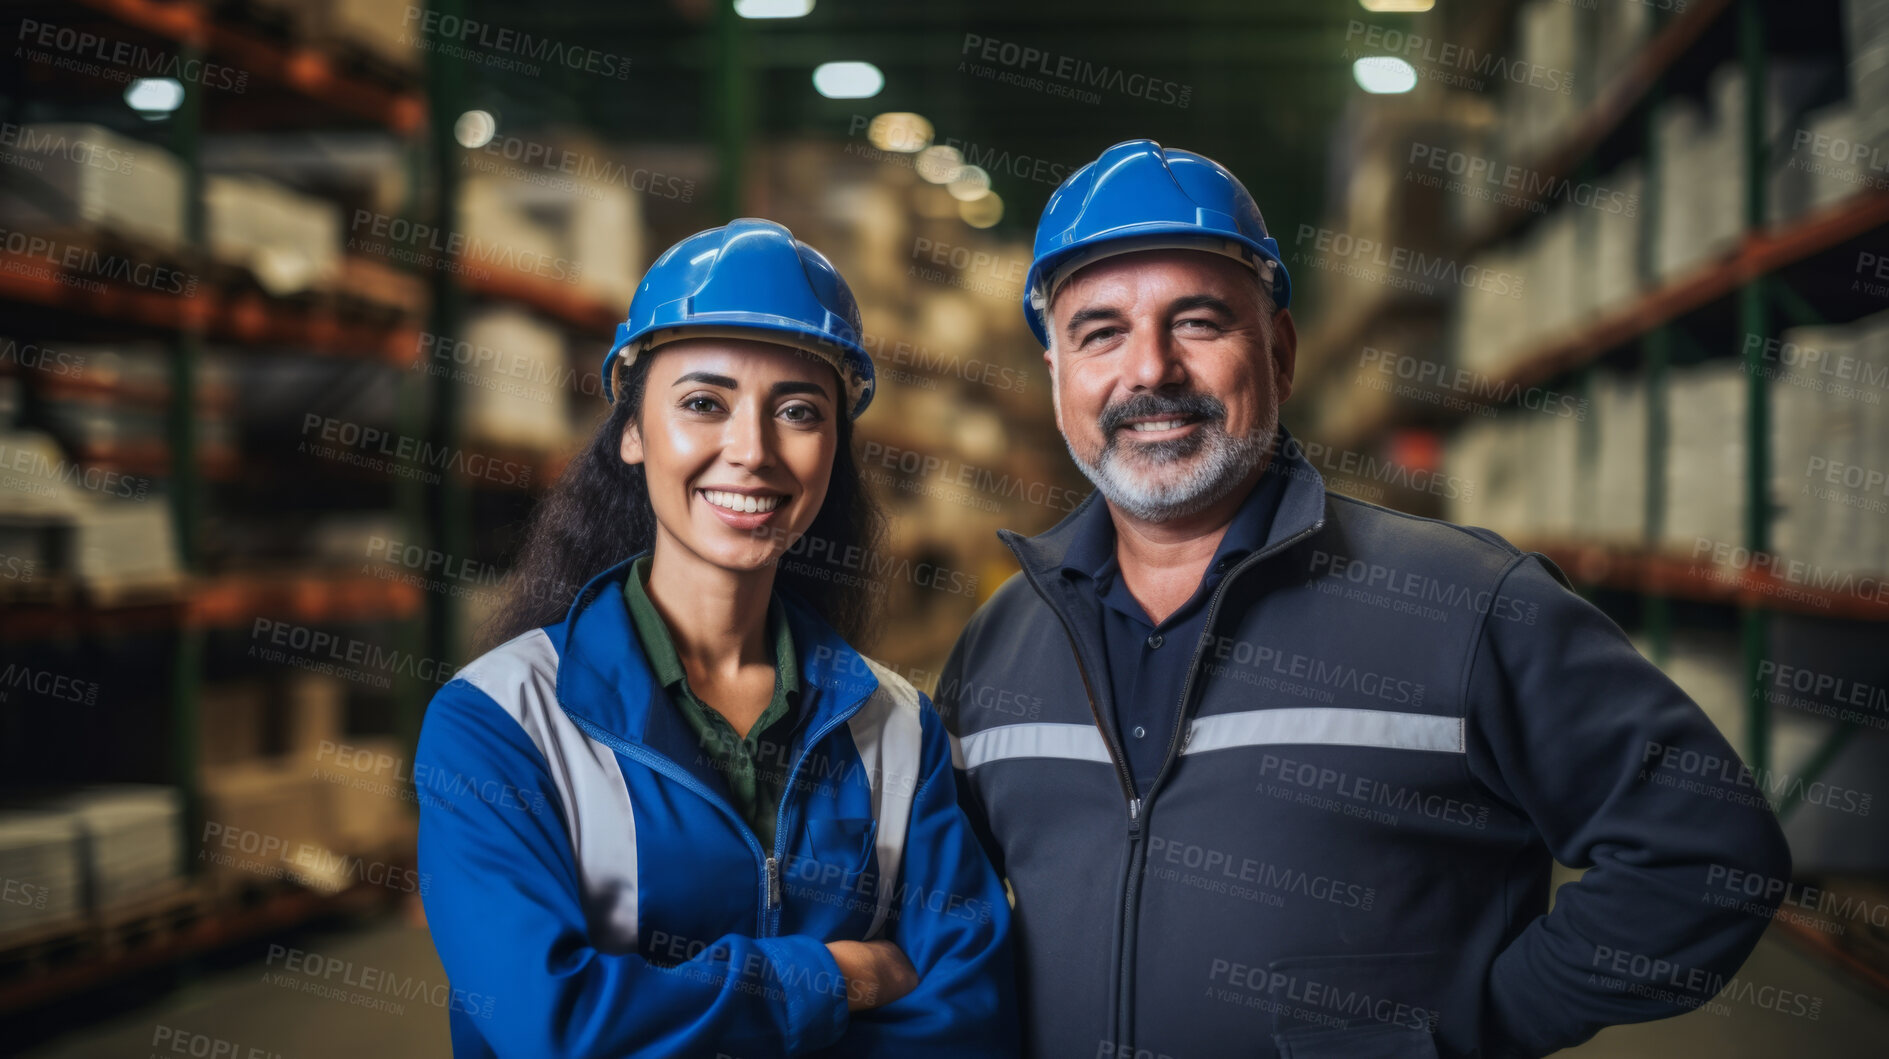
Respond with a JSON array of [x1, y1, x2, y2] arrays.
[[622, 556, 801, 854]]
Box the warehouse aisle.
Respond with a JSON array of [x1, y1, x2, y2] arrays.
[[1564, 928, 1889, 1059], [17, 903, 452, 1059], [15, 914, 1885, 1057]]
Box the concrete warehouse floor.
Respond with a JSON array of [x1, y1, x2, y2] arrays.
[[12, 909, 1888, 1058]]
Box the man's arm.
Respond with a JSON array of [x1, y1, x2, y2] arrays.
[[839, 700, 1020, 1055], [1463, 554, 1792, 1057]]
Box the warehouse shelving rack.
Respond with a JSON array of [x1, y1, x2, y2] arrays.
[[0, 0, 439, 1015], [2, 0, 635, 1014], [1308, 0, 1889, 990]]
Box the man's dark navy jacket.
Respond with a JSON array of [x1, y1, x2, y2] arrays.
[[936, 431, 1791, 1059]]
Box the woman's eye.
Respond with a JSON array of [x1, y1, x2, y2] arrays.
[[779, 402, 824, 424], [682, 395, 723, 414]]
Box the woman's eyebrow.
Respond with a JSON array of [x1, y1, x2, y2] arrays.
[[770, 379, 831, 399], [673, 371, 738, 388]]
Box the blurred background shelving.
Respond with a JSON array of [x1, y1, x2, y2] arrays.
[[1295, 0, 1889, 1034]]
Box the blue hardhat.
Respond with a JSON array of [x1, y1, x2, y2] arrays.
[[1023, 139, 1292, 347], [602, 218, 876, 418]]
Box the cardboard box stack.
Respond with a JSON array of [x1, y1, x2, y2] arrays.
[[0, 124, 185, 252], [1845, 0, 1889, 156], [1770, 315, 1889, 578], [205, 174, 344, 295], [457, 160, 646, 309], [0, 811, 84, 943], [460, 306, 573, 453], [45, 785, 184, 911], [1661, 361, 1748, 555], [1591, 372, 1649, 545], [0, 430, 180, 599]]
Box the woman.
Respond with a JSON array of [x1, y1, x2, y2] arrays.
[[416, 219, 1017, 1057]]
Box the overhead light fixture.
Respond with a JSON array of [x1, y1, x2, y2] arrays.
[[947, 165, 991, 202], [813, 61, 884, 99], [868, 112, 932, 153], [736, 0, 813, 16], [1353, 57, 1418, 94], [959, 192, 1003, 229], [124, 78, 184, 115], [915, 145, 962, 183], [454, 110, 497, 148], [1359, 0, 1434, 11]]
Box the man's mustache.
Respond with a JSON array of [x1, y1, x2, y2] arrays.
[[1098, 391, 1227, 436]]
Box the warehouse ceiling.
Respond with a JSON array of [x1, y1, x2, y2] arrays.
[[459, 0, 1384, 242]]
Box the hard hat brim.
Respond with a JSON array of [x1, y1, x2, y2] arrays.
[[1023, 221, 1291, 348], [602, 315, 876, 419]]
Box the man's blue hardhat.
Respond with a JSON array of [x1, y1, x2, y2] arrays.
[[602, 218, 875, 418], [1023, 139, 1292, 347]]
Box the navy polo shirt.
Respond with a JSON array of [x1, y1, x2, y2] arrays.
[[1060, 458, 1287, 795]]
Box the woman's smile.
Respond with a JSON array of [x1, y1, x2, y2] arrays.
[[697, 486, 790, 529]]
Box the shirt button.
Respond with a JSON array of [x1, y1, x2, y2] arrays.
[[1133, 726, 1147, 739], [1147, 633, 1164, 649]]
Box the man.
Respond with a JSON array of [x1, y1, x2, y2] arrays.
[[935, 139, 1792, 1059]]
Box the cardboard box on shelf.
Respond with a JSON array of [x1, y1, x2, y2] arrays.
[[204, 174, 344, 295], [285, 672, 346, 758], [1591, 161, 1643, 314], [39, 785, 183, 913], [1591, 372, 1648, 546], [0, 810, 84, 944], [323, 0, 424, 76], [200, 681, 268, 768], [199, 760, 334, 895], [457, 174, 568, 286], [460, 306, 572, 453], [0, 124, 186, 253], [1662, 361, 1747, 554], [457, 152, 648, 308], [300, 735, 416, 856]]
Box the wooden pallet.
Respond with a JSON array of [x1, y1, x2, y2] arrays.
[[90, 880, 211, 959], [0, 571, 82, 609], [0, 914, 91, 980]]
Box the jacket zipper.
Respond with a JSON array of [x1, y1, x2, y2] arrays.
[[565, 686, 873, 939], [1145, 516, 1326, 802], [764, 694, 874, 934], [1002, 507, 1326, 1054]]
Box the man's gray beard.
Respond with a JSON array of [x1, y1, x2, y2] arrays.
[[1067, 404, 1276, 523]]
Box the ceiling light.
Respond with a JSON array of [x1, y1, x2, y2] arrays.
[[947, 165, 991, 202], [868, 112, 932, 153], [125, 78, 184, 114], [1353, 57, 1418, 94], [915, 145, 962, 183], [959, 192, 1003, 229], [736, 0, 814, 16], [813, 62, 884, 99], [454, 110, 497, 148]]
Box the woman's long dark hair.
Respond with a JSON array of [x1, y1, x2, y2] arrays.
[[477, 351, 887, 653]]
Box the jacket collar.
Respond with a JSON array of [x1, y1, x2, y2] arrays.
[[1001, 425, 1329, 584], [550, 552, 883, 765]]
